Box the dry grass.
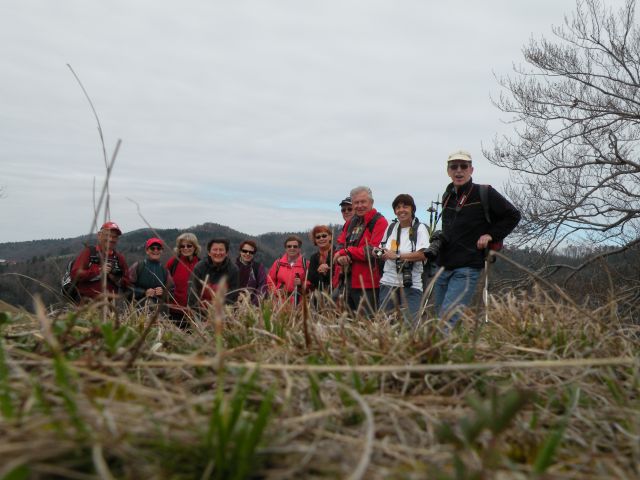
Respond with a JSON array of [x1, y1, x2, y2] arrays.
[[0, 288, 638, 479]]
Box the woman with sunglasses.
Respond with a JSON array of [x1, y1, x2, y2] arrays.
[[267, 235, 310, 304], [128, 237, 175, 308], [307, 225, 337, 293], [235, 239, 267, 305], [166, 233, 201, 323]]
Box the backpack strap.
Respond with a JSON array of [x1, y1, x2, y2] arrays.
[[478, 184, 492, 224], [366, 212, 383, 233], [168, 257, 179, 276], [379, 220, 398, 248]]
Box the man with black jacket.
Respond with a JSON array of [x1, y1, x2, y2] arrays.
[[433, 150, 520, 328]]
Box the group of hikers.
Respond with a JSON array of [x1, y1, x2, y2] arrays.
[[65, 150, 521, 329]]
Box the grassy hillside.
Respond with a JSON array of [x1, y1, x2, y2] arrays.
[[0, 290, 637, 479]]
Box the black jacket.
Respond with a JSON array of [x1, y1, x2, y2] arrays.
[[307, 250, 334, 291], [188, 256, 239, 306], [438, 180, 521, 269]]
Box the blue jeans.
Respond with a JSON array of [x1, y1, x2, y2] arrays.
[[432, 267, 482, 328], [379, 284, 423, 327]]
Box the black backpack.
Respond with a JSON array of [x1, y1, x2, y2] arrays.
[[61, 246, 100, 301]]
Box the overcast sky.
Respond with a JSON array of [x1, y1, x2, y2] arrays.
[[1, 0, 592, 243]]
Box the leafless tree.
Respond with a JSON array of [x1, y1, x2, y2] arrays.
[[487, 0, 640, 273]]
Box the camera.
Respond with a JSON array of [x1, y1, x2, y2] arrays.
[[401, 263, 413, 288], [371, 247, 385, 259], [108, 257, 123, 276], [425, 230, 447, 260]]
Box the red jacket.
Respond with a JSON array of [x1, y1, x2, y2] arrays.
[[70, 245, 129, 299], [165, 255, 199, 307], [335, 208, 388, 289], [267, 254, 310, 294]]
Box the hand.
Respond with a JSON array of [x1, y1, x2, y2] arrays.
[[317, 263, 330, 274], [335, 255, 351, 266], [380, 249, 396, 261], [103, 262, 113, 274], [154, 287, 164, 296], [294, 277, 302, 286], [145, 288, 156, 297], [477, 234, 493, 250]]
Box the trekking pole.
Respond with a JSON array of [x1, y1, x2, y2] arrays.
[[293, 272, 300, 306], [483, 249, 490, 323]]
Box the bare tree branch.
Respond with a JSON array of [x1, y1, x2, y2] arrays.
[[486, 0, 640, 265]]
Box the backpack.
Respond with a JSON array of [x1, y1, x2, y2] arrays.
[[478, 184, 503, 252], [61, 246, 100, 301]]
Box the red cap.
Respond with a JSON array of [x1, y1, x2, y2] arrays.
[[145, 237, 163, 249], [100, 221, 122, 235]]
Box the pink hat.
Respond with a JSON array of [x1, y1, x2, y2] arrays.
[[145, 237, 163, 249], [100, 221, 122, 235]]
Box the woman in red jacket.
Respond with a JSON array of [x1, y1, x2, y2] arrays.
[[267, 235, 309, 305], [166, 232, 201, 325]]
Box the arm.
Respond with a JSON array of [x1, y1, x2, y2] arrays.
[[256, 263, 268, 295], [225, 266, 240, 304], [266, 260, 279, 291], [486, 187, 522, 242], [127, 262, 147, 300], [187, 263, 204, 308], [70, 247, 101, 282]]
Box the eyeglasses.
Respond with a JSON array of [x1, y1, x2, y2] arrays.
[[179, 244, 194, 249], [285, 244, 300, 249], [341, 207, 353, 213], [240, 249, 255, 255], [448, 163, 470, 171], [315, 234, 329, 239], [148, 246, 163, 252]]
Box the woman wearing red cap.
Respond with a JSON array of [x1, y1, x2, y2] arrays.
[[128, 238, 175, 307]]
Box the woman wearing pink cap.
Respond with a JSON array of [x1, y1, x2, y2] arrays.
[[128, 237, 175, 306]]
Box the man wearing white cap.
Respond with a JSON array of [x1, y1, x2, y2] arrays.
[[68, 221, 130, 301], [432, 150, 520, 328]]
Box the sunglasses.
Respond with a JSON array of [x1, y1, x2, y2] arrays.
[[315, 234, 329, 240], [285, 244, 300, 249], [240, 249, 255, 255], [148, 246, 163, 252], [448, 163, 470, 171], [341, 207, 353, 213], [179, 244, 194, 249]]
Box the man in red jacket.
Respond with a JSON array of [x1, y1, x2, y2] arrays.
[[333, 186, 388, 314], [70, 221, 129, 301]]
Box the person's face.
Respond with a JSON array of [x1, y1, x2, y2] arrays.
[[341, 204, 354, 223], [314, 231, 331, 249], [285, 241, 301, 258], [394, 203, 413, 224], [146, 243, 163, 260], [351, 191, 373, 217], [239, 244, 256, 262], [208, 243, 228, 264], [447, 161, 473, 188], [178, 241, 195, 258], [98, 229, 120, 251]]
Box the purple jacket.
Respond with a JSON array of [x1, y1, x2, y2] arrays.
[[235, 257, 267, 304]]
